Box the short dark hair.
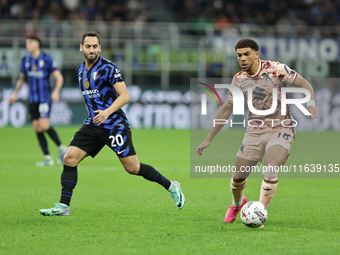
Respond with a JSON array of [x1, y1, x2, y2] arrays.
[[235, 38, 259, 52], [81, 31, 101, 45], [26, 35, 42, 47]]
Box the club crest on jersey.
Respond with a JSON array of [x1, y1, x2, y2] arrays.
[[92, 72, 98, 80], [33, 65, 37, 71], [84, 79, 90, 89]]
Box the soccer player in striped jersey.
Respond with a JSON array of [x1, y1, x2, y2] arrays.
[[40, 31, 185, 216], [196, 38, 318, 224], [8, 36, 67, 166]]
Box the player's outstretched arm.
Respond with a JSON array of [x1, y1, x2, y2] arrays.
[[93, 81, 129, 125], [196, 100, 233, 155], [8, 72, 26, 104], [292, 74, 319, 119], [51, 69, 64, 102]]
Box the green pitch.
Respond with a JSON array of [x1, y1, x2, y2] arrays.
[[0, 126, 339, 255]]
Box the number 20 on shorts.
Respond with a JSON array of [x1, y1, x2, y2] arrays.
[[109, 134, 124, 148]]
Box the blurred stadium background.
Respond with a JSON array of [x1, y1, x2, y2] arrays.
[[1, 2, 339, 254], [0, 0, 339, 130]]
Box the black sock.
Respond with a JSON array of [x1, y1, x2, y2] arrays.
[[138, 163, 171, 190], [60, 165, 77, 206], [36, 132, 49, 155], [46, 126, 61, 146]]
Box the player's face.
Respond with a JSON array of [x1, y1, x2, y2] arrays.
[[80, 36, 101, 63], [236, 48, 259, 74], [25, 39, 39, 53]]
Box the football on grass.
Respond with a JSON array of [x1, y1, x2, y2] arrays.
[[240, 201, 268, 228]]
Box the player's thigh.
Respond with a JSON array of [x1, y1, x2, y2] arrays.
[[69, 125, 105, 158], [29, 103, 41, 132], [236, 132, 265, 162], [101, 129, 136, 158], [31, 119, 41, 132], [64, 145, 88, 167], [38, 117, 50, 131], [264, 130, 293, 166], [232, 156, 258, 181], [119, 155, 140, 174], [264, 145, 289, 166]]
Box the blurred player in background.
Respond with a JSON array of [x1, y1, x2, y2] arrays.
[[8, 36, 67, 166], [196, 38, 318, 224], [40, 31, 185, 216]]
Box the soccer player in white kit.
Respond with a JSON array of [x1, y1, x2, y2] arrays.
[[196, 38, 319, 223]]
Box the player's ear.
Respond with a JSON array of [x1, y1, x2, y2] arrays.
[[255, 50, 259, 59], [79, 44, 83, 52], [99, 45, 101, 53]]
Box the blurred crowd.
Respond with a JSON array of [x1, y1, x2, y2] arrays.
[[173, 0, 340, 27], [0, 0, 154, 22], [0, 0, 339, 29]]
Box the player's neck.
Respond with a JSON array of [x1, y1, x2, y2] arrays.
[[30, 49, 41, 59], [246, 59, 260, 76], [85, 56, 100, 70]]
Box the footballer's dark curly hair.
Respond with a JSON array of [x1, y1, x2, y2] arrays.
[[81, 31, 101, 45], [235, 38, 259, 52]]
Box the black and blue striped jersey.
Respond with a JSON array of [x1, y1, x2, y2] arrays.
[[76, 56, 130, 131], [20, 52, 57, 104]]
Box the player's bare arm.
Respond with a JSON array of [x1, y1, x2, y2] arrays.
[[93, 81, 130, 125], [8, 72, 26, 104], [196, 100, 233, 155], [51, 69, 64, 102], [292, 74, 319, 119]]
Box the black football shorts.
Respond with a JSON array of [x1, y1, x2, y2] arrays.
[[69, 124, 136, 158], [29, 102, 52, 121]]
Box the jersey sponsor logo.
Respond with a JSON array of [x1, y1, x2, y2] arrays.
[[253, 87, 267, 101], [82, 89, 100, 98], [28, 71, 44, 77], [92, 72, 98, 80]]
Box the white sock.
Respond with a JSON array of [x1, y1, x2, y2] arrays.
[[233, 199, 243, 207]]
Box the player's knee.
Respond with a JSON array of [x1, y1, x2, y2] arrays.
[[34, 126, 43, 133], [124, 164, 139, 175], [63, 152, 78, 167]]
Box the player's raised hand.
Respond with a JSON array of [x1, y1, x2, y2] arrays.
[[196, 139, 211, 155], [307, 106, 319, 119], [93, 110, 109, 125]]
